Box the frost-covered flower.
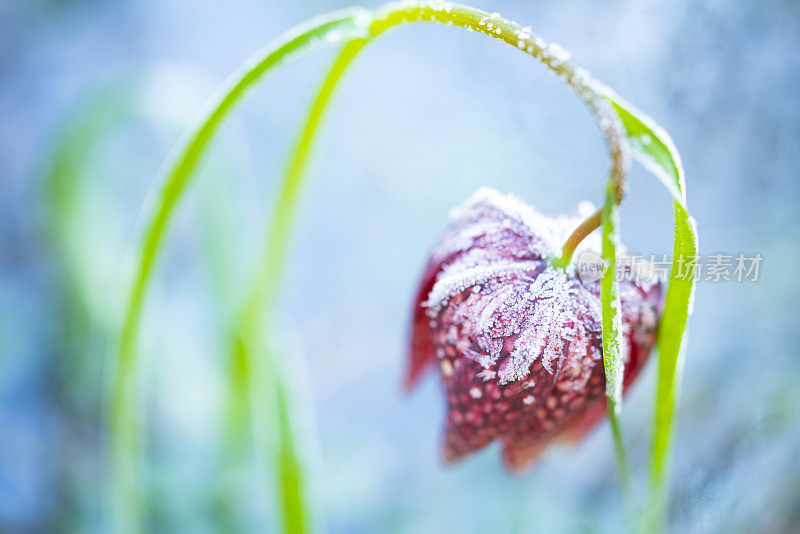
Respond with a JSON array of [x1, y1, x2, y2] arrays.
[[407, 188, 662, 471]]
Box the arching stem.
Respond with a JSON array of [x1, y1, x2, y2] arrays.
[[555, 155, 626, 269], [229, 38, 369, 533], [554, 208, 602, 268]]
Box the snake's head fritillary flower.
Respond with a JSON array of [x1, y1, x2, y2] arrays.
[[407, 188, 662, 471]]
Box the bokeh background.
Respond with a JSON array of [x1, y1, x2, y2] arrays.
[[2, 0, 799, 532]]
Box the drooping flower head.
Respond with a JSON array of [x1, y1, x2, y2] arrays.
[[407, 188, 662, 471]]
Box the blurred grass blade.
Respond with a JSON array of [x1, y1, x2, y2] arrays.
[[45, 88, 134, 323], [111, 9, 371, 532], [600, 175, 631, 491], [230, 38, 368, 533], [600, 91, 699, 531]]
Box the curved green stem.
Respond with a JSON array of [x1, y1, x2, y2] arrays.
[[369, 2, 629, 187], [237, 38, 369, 328], [554, 208, 602, 268], [230, 38, 369, 533]]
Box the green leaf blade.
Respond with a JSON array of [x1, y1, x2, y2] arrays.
[[603, 94, 687, 207], [601, 175, 632, 490], [601, 181, 624, 408], [601, 91, 699, 532], [231, 39, 369, 534]]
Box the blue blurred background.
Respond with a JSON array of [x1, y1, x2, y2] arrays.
[[2, 0, 799, 532]]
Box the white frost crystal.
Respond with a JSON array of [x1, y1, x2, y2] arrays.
[[424, 188, 609, 386]]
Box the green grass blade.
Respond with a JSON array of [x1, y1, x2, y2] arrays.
[[45, 88, 135, 321], [237, 39, 368, 321], [232, 39, 368, 533], [600, 92, 699, 531], [601, 176, 631, 492], [110, 10, 370, 532], [644, 209, 696, 531]]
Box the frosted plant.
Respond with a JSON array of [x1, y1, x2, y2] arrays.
[[105, 1, 697, 528], [407, 188, 662, 468]]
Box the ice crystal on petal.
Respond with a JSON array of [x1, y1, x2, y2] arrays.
[[424, 258, 541, 317], [437, 187, 562, 260], [477, 368, 497, 382], [500, 269, 600, 383]]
